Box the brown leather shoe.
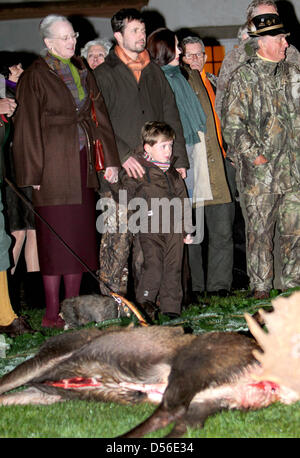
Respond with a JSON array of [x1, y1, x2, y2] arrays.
[[0, 316, 35, 337], [253, 290, 270, 300]]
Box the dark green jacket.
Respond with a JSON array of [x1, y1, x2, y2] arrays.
[[94, 50, 189, 169]]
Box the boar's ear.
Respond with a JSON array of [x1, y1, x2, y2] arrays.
[[245, 291, 300, 401]]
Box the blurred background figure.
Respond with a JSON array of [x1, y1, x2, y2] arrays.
[[0, 53, 42, 312], [81, 38, 112, 70], [0, 96, 35, 337]]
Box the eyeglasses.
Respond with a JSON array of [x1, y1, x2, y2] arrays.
[[51, 32, 79, 41], [184, 52, 205, 59], [88, 53, 106, 59]]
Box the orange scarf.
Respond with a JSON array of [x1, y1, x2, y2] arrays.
[[115, 45, 150, 82], [201, 70, 226, 158]]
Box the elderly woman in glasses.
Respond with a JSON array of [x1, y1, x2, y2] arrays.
[[12, 15, 120, 328], [81, 38, 112, 70]]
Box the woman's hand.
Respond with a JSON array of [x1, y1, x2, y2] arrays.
[[104, 166, 119, 183]]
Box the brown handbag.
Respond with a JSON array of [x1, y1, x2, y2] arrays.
[[91, 97, 105, 172]]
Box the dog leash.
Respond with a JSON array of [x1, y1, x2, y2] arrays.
[[4, 178, 149, 327]]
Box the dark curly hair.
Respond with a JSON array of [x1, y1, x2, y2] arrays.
[[111, 8, 144, 34]]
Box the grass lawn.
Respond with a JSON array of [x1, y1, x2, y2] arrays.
[[0, 287, 299, 440]]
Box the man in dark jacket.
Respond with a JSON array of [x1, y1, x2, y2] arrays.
[[94, 8, 189, 296]]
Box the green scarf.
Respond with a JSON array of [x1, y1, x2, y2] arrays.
[[162, 65, 206, 145], [52, 54, 85, 101]]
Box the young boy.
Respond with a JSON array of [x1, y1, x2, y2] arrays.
[[122, 121, 193, 321]]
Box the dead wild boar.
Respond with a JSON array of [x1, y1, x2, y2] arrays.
[[0, 292, 299, 437]]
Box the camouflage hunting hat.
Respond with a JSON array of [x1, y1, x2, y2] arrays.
[[248, 14, 289, 37]]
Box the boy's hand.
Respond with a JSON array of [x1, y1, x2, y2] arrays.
[[176, 168, 186, 179]]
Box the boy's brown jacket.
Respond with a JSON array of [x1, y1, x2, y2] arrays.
[[121, 152, 193, 235]]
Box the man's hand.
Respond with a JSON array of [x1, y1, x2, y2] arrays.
[[253, 154, 268, 165], [123, 156, 145, 178], [176, 168, 186, 179], [0, 98, 17, 117]]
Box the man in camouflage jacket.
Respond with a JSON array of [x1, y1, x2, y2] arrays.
[[215, 0, 300, 118], [221, 14, 300, 298]]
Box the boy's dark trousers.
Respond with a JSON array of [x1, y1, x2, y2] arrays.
[[133, 232, 184, 315]]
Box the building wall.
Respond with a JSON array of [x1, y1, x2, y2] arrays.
[[145, 0, 300, 28], [0, 16, 112, 54], [0, 0, 299, 56]]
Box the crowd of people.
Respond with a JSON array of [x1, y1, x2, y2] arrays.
[[0, 0, 299, 336]]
